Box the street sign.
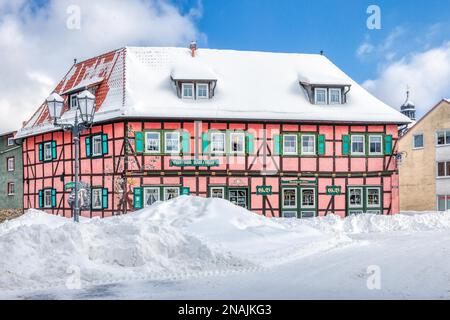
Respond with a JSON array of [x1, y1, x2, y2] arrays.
[[326, 185, 341, 195], [170, 159, 220, 167], [64, 182, 77, 190], [256, 185, 272, 195]]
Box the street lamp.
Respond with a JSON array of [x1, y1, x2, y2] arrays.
[[46, 90, 96, 222]]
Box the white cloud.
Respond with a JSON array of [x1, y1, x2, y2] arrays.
[[0, 0, 203, 133], [356, 26, 406, 61], [362, 42, 450, 116]]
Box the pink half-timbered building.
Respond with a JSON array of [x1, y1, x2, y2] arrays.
[[15, 46, 410, 219]]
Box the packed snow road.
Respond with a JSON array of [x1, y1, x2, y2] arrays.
[[1, 196, 450, 299]]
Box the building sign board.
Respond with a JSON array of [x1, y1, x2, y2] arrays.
[[170, 159, 220, 167], [256, 185, 272, 195]]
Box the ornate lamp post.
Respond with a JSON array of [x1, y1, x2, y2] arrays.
[[46, 90, 96, 222]]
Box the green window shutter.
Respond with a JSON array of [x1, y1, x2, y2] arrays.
[[51, 141, 57, 159], [102, 188, 109, 209], [85, 137, 92, 157], [342, 135, 350, 155], [102, 134, 109, 155], [133, 187, 143, 209], [51, 189, 56, 208], [38, 190, 43, 208], [135, 132, 144, 153], [182, 131, 190, 153], [202, 132, 210, 154], [273, 135, 281, 155], [38, 143, 43, 162], [246, 133, 255, 154], [318, 135, 326, 155], [384, 135, 393, 155]]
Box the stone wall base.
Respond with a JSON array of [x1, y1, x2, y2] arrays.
[[0, 209, 23, 223]]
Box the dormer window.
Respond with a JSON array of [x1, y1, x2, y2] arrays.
[[197, 83, 209, 99], [70, 94, 78, 109], [182, 83, 194, 99], [329, 88, 342, 104], [314, 88, 327, 105]]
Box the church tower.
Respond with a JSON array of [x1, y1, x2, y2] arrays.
[[400, 88, 416, 121]]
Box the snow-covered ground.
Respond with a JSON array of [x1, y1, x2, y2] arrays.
[[1, 196, 450, 299]]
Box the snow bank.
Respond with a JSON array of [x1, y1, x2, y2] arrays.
[[1, 196, 450, 292]]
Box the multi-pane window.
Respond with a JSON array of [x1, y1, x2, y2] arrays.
[[91, 189, 103, 210], [210, 187, 225, 199], [70, 94, 78, 109], [351, 135, 365, 155], [196, 84, 209, 99], [437, 161, 450, 177], [282, 188, 297, 208], [367, 188, 381, 207], [348, 186, 382, 215], [301, 189, 315, 208], [437, 195, 450, 211], [165, 132, 180, 153], [164, 187, 180, 201], [348, 188, 363, 208], [369, 135, 383, 155], [329, 88, 341, 104], [283, 135, 297, 155], [92, 135, 103, 157], [43, 189, 52, 208], [7, 137, 14, 146], [413, 134, 424, 149], [314, 88, 327, 104], [301, 135, 316, 155], [7, 157, 14, 172], [144, 187, 160, 207], [182, 83, 194, 99], [437, 130, 450, 146], [145, 132, 161, 153], [211, 133, 226, 153], [44, 142, 53, 161], [230, 133, 245, 154], [7, 182, 15, 196]]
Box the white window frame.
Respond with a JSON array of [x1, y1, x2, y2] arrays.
[[329, 88, 342, 105], [368, 135, 383, 155], [229, 132, 246, 155], [7, 182, 15, 196], [164, 187, 180, 201], [300, 211, 316, 218], [144, 187, 160, 207], [43, 142, 53, 161], [70, 94, 78, 109], [7, 157, 14, 172], [91, 188, 103, 210], [436, 161, 450, 178], [182, 83, 194, 99], [413, 134, 424, 149], [282, 188, 297, 209], [366, 187, 381, 208], [7, 137, 14, 146], [301, 134, 316, 155], [164, 131, 181, 154], [210, 186, 225, 199], [436, 130, 450, 146], [211, 132, 226, 154], [282, 134, 298, 155], [351, 135, 365, 155], [300, 188, 316, 209], [145, 132, 161, 154], [43, 189, 52, 208], [348, 187, 364, 208], [314, 88, 328, 105], [196, 83, 209, 99], [92, 135, 103, 157], [281, 211, 297, 218]]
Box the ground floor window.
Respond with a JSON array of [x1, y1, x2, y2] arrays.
[[7, 182, 15, 196], [39, 188, 56, 209], [91, 188, 108, 210], [135, 186, 181, 209], [281, 186, 317, 218], [437, 195, 450, 212], [164, 187, 180, 201], [208, 186, 249, 209], [347, 186, 382, 215], [210, 186, 225, 199], [144, 187, 160, 207]]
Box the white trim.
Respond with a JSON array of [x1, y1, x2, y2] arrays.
[[436, 130, 450, 146], [91, 135, 103, 157], [314, 88, 327, 105], [91, 188, 103, 210], [70, 94, 78, 109], [164, 131, 181, 153], [412, 133, 424, 149], [351, 135, 365, 155], [282, 134, 298, 155], [143, 187, 160, 207], [181, 83, 194, 99], [7, 137, 14, 146], [300, 187, 316, 209], [196, 83, 209, 99], [210, 132, 226, 154], [368, 135, 383, 155], [43, 141, 53, 161], [301, 134, 316, 155], [366, 187, 381, 208], [229, 132, 245, 154], [348, 187, 364, 208], [210, 186, 225, 199], [7, 182, 15, 196], [7, 157, 14, 172], [145, 131, 161, 153], [329, 88, 342, 105], [282, 188, 297, 209], [43, 189, 52, 208], [164, 187, 180, 201], [281, 211, 297, 218]]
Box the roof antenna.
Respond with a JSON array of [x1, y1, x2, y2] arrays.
[[320, 50, 324, 56], [74, 58, 77, 65]]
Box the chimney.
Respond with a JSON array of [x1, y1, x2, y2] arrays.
[[190, 41, 197, 57]]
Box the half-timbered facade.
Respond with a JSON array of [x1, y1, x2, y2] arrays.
[[15, 46, 410, 219]]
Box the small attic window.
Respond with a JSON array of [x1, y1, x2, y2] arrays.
[[329, 88, 342, 104], [314, 88, 327, 105], [182, 83, 194, 99], [197, 83, 209, 99], [70, 94, 78, 109]]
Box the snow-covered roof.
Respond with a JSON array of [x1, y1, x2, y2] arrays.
[[16, 47, 411, 139]]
